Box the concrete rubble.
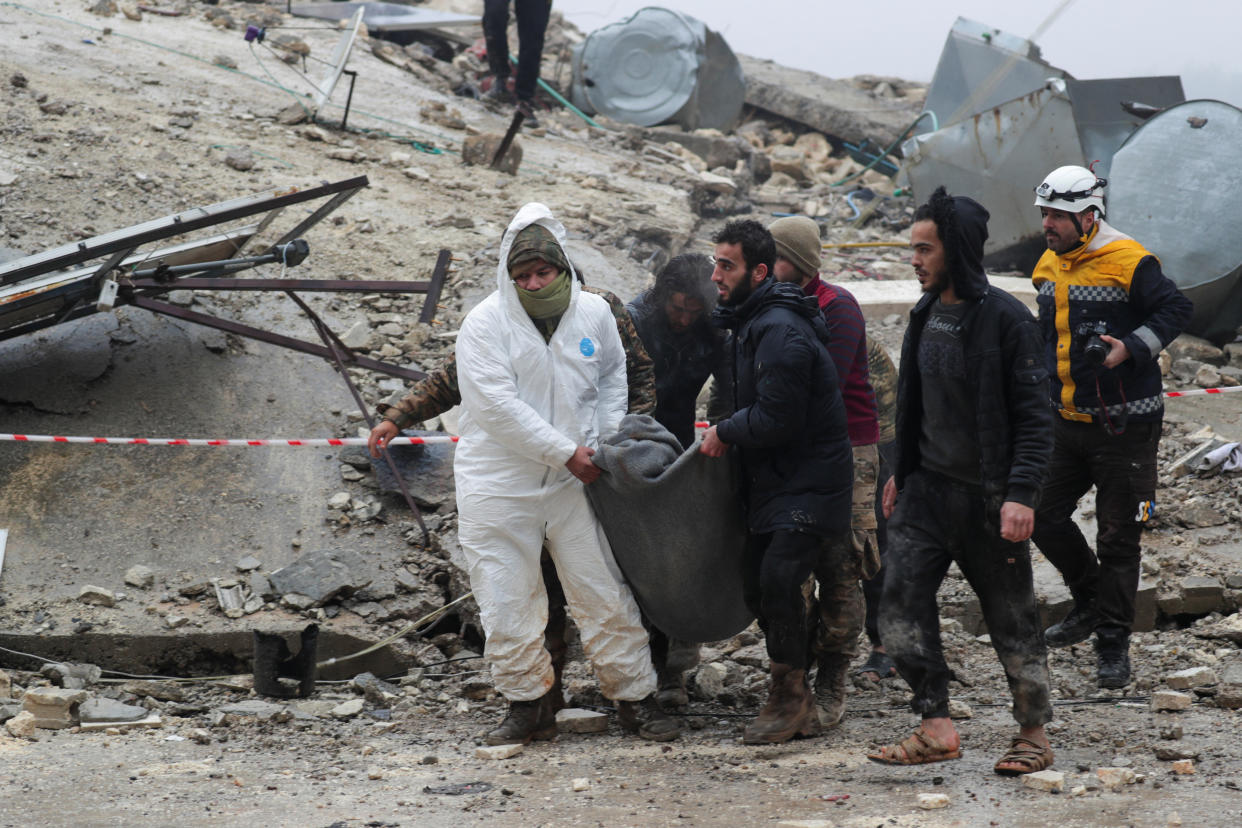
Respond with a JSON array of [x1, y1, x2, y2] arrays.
[[0, 3, 1240, 823]]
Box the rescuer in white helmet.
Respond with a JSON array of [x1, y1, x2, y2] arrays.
[[1029, 165, 1192, 689]]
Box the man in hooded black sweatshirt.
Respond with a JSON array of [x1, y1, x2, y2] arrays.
[[869, 188, 1056, 776], [699, 219, 855, 745]]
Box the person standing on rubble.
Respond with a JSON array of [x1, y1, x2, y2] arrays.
[[481, 0, 551, 127], [699, 219, 853, 744], [1029, 165, 1192, 688], [767, 215, 879, 730], [870, 187, 1055, 775], [377, 202, 678, 745]]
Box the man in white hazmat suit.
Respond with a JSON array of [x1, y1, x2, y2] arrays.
[[453, 202, 680, 744]]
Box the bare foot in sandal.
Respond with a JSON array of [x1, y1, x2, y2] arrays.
[[994, 726, 1053, 776], [868, 717, 962, 765]]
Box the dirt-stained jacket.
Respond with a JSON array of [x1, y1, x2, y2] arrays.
[[377, 286, 656, 428]]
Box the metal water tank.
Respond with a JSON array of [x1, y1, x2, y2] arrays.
[[571, 7, 744, 131], [1108, 100, 1242, 344]]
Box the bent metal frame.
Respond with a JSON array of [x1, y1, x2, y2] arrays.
[[0, 174, 446, 540]]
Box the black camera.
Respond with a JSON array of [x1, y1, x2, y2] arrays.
[[1075, 321, 1110, 367]]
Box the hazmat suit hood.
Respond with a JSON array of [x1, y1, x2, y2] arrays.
[[495, 202, 580, 328]]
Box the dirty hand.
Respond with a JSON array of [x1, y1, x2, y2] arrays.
[[1100, 334, 1131, 369], [999, 501, 1035, 542], [566, 445, 601, 484], [881, 476, 897, 519], [368, 419, 398, 459], [698, 425, 729, 458]]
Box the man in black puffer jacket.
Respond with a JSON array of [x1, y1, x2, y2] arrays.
[[699, 219, 854, 745], [870, 187, 1055, 777]]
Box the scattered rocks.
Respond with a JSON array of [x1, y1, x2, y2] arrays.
[[268, 548, 371, 607], [124, 565, 155, 589], [330, 699, 365, 720], [555, 708, 608, 734], [1165, 666, 1218, 689], [1172, 759, 1196, 775], [475, 743, 523, 760], [77, 585, 116, 607], [1023, 770, 1065, 793], [461, 133, 522, 175], [224, 147, 254, 171], [1153, 690, 1194, 712], [917, 792, 950, 809], [5, 710, 37, 740], [1097, 766, 1138, 790], [572, 777, 590, 792]]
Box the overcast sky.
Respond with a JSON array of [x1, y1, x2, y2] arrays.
[[554, 0, 1242, 104]]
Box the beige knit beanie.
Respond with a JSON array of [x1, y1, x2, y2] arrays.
[[769, 216, 822, 278]]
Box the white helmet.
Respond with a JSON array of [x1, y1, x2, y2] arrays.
[[1033, 165, 1107, 217]]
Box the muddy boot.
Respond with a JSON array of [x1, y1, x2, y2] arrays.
[[485, 693, 557, 746], [1044, 588, 1101, 648], [813, 654, 849, 729], [743, 662, 821, 744], [655, 668, 689, 709], [1095, 626, 1132, 689], [616, 694, 681, 742]]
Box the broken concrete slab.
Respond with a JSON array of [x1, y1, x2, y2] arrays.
[[475, 743, 523, 760], [268, 549, 371, 607], [372, 433, 456, 511], [738, 55, 921, 150], [555, 708, 609, 734], [78, 713, 162, 732], [79, 697, 149, 723], [21, 687, 87, 729], [1165, 667, 1218, 689]]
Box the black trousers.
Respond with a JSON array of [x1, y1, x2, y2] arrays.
[[482, 0, 551, 102], [880, 469, 1052, 726], [1032, 417, 1160, 632], [746, 529, 848, 670], [862, 440, 896, 647]]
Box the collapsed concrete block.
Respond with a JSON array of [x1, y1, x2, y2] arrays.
[[5, 710, 37, 739], [1165, 666, 1218, 689], [21, 687, 88, 729], [556, 708, 609, 734], [475, 743, 523, 760], [1023, 770, 1065, 792], [268, 548, 370, 606], [1153, 690, 1193, 711]]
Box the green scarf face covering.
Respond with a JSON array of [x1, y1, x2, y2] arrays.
[[515, 269, 571, 320]]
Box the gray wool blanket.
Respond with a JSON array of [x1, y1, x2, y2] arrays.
[[586, 415, 753, 643]]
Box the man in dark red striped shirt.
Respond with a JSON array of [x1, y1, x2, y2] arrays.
[[769, 215, 882, 729]]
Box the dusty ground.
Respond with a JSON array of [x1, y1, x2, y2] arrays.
[[2, 2, 1242, 827]]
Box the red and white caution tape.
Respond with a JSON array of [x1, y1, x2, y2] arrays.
[[0, 385, 1234, 448], [1163, 385, 1242, 398], [0, 434, 456, 447]]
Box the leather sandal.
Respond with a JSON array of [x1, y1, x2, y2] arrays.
[[994, 736, 1054, 776], [867, 728, 962, 765]]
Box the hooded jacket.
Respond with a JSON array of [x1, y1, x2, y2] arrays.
[[895, 196, 1052, 509], [714, 278, 853, 537], [1031, 219, 1192, 424], [454, 203, 628, 500]]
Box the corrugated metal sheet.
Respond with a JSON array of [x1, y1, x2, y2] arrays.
[[1109, 100, 1242, 343]]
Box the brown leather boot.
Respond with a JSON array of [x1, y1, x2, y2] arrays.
[[743, 662, 821, 744], [485, 693, 557, 746], [813, 654, 850, 728]]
